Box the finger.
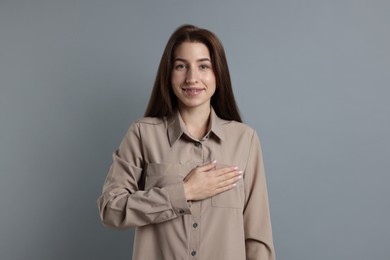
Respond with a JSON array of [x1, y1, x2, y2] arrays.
[[196, 160, 217, 172], [216, 173, 242, 189], [214, 182, 237, 195], [213, 166, 239, 176]]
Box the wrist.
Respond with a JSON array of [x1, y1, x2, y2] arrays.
[[183, 182, 193, 201]]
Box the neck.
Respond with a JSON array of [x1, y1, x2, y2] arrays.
[[179, 106, 211, 140]]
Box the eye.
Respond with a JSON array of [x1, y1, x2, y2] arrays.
[[199, 64, 211, 70], [175, 64, 188, 70]]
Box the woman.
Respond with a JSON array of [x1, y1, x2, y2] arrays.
[[98, 24, 275, 260]]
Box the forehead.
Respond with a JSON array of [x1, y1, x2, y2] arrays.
[[173, 41, 210, 59]]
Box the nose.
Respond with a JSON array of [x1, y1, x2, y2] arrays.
[[185, 67, 198, 84]]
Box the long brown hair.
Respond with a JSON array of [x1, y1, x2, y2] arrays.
[[144, 24, 242, 122]]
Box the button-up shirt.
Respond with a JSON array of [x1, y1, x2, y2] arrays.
[[97, 108, 275, 260]]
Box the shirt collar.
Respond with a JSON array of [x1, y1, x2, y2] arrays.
[[167, 107, 226, 146]]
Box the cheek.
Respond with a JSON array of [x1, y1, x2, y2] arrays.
[[204, 74, 216, 86], [171, 72, 184, 86]]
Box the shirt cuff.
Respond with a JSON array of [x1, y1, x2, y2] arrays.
[[164, 181, 191, 216]]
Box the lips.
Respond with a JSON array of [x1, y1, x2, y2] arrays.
[[182, 88, 204, 96]]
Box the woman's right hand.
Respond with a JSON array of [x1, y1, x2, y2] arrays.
[[183, 161, 242, 201]]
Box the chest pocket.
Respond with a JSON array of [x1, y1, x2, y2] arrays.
[[145, 162, 245, 209], [211, 176, 244, 209], [144, 163, 191, 189]]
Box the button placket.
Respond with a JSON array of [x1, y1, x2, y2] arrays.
[[189, 138, 203, 258], [193, 141, 203, 160], [189, 206, 200, 260]]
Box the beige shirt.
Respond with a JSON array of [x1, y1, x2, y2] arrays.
[[97, 108, 275, 260]]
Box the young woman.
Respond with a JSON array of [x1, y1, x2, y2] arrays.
[[98, 24, 275, 260]]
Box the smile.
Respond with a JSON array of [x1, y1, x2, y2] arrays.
[[182, 88, 204, 96]]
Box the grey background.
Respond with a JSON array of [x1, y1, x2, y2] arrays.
[[1, 0, 389, 259]]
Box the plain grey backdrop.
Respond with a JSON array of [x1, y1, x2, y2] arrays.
[[1, 0, 389, 259]]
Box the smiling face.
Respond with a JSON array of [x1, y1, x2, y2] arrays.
[[171, 41, 216, 113]]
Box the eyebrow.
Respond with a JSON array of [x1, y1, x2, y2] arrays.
[[174, 57, 211, 62]]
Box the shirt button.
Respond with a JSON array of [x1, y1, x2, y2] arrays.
[[191, 250, 197, 256], [195, 142, 201, 147], [193, 223, 198, 228], [178, 209, 185, 214]]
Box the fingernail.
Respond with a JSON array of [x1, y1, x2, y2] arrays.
[[238, 170, 243, 174], [233, 166, 238, 170], [212, 160, 217, 164]]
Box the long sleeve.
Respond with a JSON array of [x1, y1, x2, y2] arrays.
[[243, 130, 276, 260], [97, 122, 190, 229]]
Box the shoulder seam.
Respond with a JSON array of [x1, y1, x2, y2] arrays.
[[134, 117, 165, 125]]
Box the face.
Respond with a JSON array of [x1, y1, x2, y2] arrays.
[[171, 41, 216, 112]]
